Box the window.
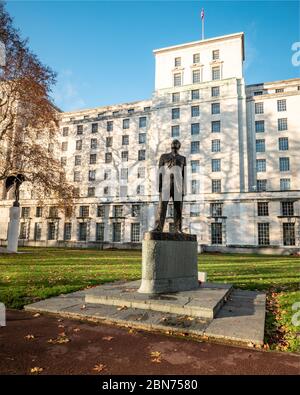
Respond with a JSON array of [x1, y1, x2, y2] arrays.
[[256, 159, 266, 172], [169, 223, 175, 233], [34, 223, 42, 241], [211, 103, 220, 114], [77, 125, 83, 135], [254, 91, 263, 96], [279, 157, 290, 172], [212, 139, 221, 152], [90, 153, 97, 164], [257, 179, 267, 192], [36, 207, 43, 217], [87, 186, 95, 196], [193, 53, 200, 63], [105, 152, 112, 163], [91, 123, 98, 133], [75, 155, 81, 166], [79, 206, 89, 218], [212, 49, 220, 60], [278, 118, 287, 131], [74, 171, 81, 182], [211, 223, 222, 244], [212, 179, 221, 193], [172, 108, 180, 119], [120, 168, 128, 180], [283, 223, 295, 246], [191, 180, 200, 194], [138, 167, 145, 178], [104, 169, 111, 180], [19, 223, 27, 239], [211, 203, 223, 217], [173, 73, 182, 87], [191, 160, 200, 173], [281, 201, 294, 216], [97, 205, 105, 217], [91, 138, 97, 149], [212, 66, 220, 80], [84, 115, 89, 119], [258, 223, 270, 245], [61, 141, 68, 151], [192, 69, 201, 84], [279, 137, 289, 151], [191, 141, 200, 154], [47, 223, 56, 240], [171, 125, 180, 137], [64, 223, 72, 241], [167, 204, 174, 217], [21, 207, 30, 218], [131, 223, 140, 242], [49, 206, 58, 218], [255, 102, 264, 114], [120, 184, 128, 197], [277, 99, 286, 112], [255, 120, 265, 133], [78, 223, 87, 241], [256, 139, 265, 152], [96, 223, 105, 241], [123, 119, 130, 129], [62, 127, 69, 136], [122, 135, 129, 145], [144, 106, 151, 112], [139, 133, 146, 144], [190, 203, 200, 217], [122, 151, 128, 162], [212, 159, 221, 172], [211, 86, 220, 97], [128, 108, 134, 114], [211, 120, 221, 133], [138, 150, 146, 161], [191, 89, 200, 100], [88, 170, 96, 181], [113, 223, 121, 242], [191, 123, 200, 135], [76, 140, 82, 150], [191, 105, 199, 117], [280, 178, 290, 191], [106, 136, 112, 147], [103, 186, 110, 195], [139, 116, 147, 128], [276, 88, 284, 93], [61, 157, 67, 166], [257, 202, 269, 216], [172, 92, 180, 103], [137, 184, 145, 195], [114, 205, 123, 218], [107, 121, 113, 131], [132, 204, 141, 217], [174, 57, 181, 67], [112, 111, 119, 116]]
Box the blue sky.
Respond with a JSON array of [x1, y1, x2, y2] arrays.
[[5, 0, 300, 111]]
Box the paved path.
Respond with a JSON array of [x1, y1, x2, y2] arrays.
[[0, 310, 299, 375]]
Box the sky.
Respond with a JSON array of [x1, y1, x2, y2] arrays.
[[4, 0, 300, 112]]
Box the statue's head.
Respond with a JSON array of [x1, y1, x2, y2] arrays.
[[171, 139, 181, 153]]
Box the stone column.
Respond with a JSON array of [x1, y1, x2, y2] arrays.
[[7, 206, 20, 253]]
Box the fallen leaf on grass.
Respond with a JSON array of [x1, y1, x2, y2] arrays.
[[33, 313, 40, 318], [30, 367, 43, 374], [150, 351, 162, 363], [73, 328, 80, 333], [93, 363, 106, 373], [81, 304, 86, 310], [48, 336, 70, 344], [24, 334, 35, 340], [102, 336, 114, 341], [117, 305, 128, 311]]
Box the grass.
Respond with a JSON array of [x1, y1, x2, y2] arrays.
[[0, 247, 299, 351]]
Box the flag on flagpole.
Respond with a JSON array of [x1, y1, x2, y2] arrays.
[[201, 8, 204, 20], [201, 8, 205, 40]]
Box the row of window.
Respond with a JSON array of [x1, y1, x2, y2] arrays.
[[173, 66, 221, 87], [256, 178, 292, 191], [172, 86, 220, 103], [254, 99, 287, 114], [257, 201, 296, 216], [256, 137, 289, 152], [256, 157, 291, 173], [174, 50, 220, 68], [171, 102, 220, 120], [255, 118, 288, 132]]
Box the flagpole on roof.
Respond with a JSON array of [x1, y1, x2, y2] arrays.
[[201, 8, 205, 40]]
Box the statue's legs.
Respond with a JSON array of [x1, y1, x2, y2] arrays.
[[153, 194, 168, 232], [173, 199, 183, 232]]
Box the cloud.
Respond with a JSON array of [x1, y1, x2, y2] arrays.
[[51, 69, 86, 111]]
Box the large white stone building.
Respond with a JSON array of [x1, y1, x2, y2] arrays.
[[1, 32, 300, 253]]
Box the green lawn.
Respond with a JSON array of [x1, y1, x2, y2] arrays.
[[0, 248, 299, 351]]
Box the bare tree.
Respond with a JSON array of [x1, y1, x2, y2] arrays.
[[0, 2, 74, 211]]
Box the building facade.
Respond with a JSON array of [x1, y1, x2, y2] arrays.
[[0, 32, 299, 253]]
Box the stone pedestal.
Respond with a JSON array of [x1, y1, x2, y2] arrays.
[[138, 232, 199, 294], [7, 206, 20, 253]]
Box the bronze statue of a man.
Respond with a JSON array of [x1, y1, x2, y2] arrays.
[[153, 139, 186, 233], [5, 174, 25, 207]]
